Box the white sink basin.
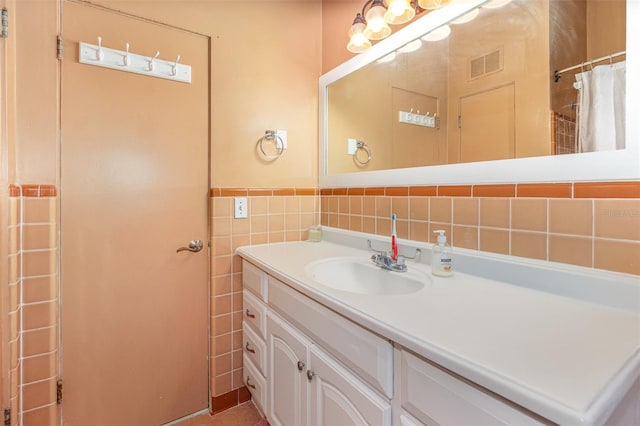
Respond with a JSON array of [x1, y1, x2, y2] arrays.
[[305, 257, 428, 295]]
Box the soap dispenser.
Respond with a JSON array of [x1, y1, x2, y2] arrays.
[[432, 230, 453, 277]]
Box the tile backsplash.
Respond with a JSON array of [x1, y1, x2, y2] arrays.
[[320, 182, 640, 276], [209, 188, 319, 409]]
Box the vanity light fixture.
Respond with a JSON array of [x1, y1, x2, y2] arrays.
[[384, 0, 416, 25], [347, 0, 420, 53], [346, 0, 459, 53], [364, 0, 392, 40], [347, 13, 373, 53]]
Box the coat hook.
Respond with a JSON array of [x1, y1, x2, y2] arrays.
[[122, 43, 130, 66], [171, 55, 181, 76], [96, 36, 104, 61], [148, 51, 160, 71]]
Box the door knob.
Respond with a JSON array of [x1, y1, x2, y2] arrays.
[[176, 240, 204, 253]]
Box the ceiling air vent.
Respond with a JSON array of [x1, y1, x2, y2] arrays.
[[469, 47, 503, 80]]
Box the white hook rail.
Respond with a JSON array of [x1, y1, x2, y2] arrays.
[[79, 38, 191, 84], [398, 110, 437, 128]]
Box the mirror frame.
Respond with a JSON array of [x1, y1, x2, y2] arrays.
[[319, 0, 639, 188]]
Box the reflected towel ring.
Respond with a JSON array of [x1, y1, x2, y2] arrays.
[[353, 141, 371, 165], [258, 130, 285, 160]]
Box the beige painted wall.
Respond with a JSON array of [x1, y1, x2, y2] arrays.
[[447, 0, 551, 162], [14, 0, 58, 184], [550, 0, 586, 117], [587, 0, 626, 59], [325, 0, 551, 170], [327, 43, 449, 174], [322, 0, 360, 74], [13, 0, 322, 188]]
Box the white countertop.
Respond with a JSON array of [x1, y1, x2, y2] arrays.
[[237, 229, 640, 426]]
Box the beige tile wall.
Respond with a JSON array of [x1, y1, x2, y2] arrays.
[[210, 190, 319, 400], [8, 191, 21, 426], [7, 181, 636, 421], [321, 184, 640, 276]]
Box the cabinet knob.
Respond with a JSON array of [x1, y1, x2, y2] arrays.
[[245, 309, 256, 318], [245, 342, 256, 353], [246, 376, 256, 390], [297, 361, 305, 371], [306, 370, 315, 381]]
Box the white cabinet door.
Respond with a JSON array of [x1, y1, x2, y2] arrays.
[[267, 312, 309, 426], [308, 345, 392, 426]]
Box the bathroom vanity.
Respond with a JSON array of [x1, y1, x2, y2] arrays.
[[238, 228, 640, 426]]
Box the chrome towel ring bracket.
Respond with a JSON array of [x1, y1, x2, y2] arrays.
[[353, 141, 371, 166], [257, 130, 285, 161]]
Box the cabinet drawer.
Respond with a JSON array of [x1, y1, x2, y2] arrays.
[[268, 276, 393, 399], [243, 354, 267, 416], [400, 349, 544, 425], [243, 290, 267, 339], [243, 260, 268, 302], [243, 322, 266, 377]]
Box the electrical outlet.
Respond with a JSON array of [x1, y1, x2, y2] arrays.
[[234, 197, 248, 219]]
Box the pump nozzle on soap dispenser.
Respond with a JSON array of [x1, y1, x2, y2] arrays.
[[432, 230, 453, 277]]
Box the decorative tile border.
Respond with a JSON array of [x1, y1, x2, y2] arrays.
[[320, 181, 640, 199], [210, 187, 318, 197], [8, 184, 58, 197]]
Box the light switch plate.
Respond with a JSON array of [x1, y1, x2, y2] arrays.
[[276, 129, 287, 149], [234, 197, 248, 219], [348, 138, 357, 155]]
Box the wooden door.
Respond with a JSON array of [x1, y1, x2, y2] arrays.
[[60, 2, 209, 424], [459, 83, 515, 163]]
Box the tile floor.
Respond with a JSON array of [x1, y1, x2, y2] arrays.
[[178, 402, 264, 426]]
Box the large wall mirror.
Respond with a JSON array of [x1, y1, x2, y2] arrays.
[[319, 0, 639, 187]]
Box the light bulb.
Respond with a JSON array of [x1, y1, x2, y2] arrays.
[[347, 15, 372, 53], [365, 2, 392, 40], [384, 0, 415, 25]]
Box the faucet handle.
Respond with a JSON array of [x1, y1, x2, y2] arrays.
[[397, 248, 422, 265], [367, 239, 389, 256]]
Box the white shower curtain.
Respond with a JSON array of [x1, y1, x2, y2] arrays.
[[575, 61, 626, 152]]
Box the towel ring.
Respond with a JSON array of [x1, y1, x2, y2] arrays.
[[257, 130, 284, 160], [353, 141, 371, 165]]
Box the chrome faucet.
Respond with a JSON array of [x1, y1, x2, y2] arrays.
[[367, 240, 421, 273]]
